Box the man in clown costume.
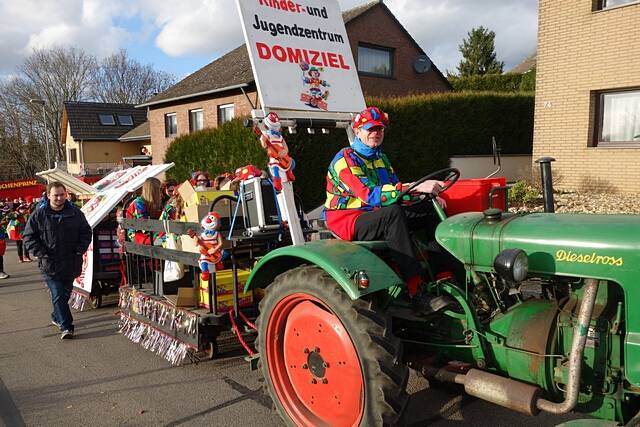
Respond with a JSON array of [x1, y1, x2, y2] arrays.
[[324, 106, 453, 313]]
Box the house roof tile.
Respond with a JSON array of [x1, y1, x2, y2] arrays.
[[64, 101, 147, 141], [118, 121, 150, 141]]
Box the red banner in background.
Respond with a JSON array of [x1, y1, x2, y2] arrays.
[[0, 178, 45, 201]]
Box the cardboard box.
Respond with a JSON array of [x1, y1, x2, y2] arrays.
[[165, 287, 197, 307], [198, 268, 252, 309], [180, 234, 200, 254], [184, 203, 210, 223], [177, 181, 233, 208]]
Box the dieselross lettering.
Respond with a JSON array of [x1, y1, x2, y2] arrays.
[[555, 249, 624, 267]]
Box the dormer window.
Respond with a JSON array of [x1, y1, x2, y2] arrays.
[[118, 114, 133, 126], [99, 114, 115, 125]]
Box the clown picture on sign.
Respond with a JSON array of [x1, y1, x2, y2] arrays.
[[300, 61, 330, 110]]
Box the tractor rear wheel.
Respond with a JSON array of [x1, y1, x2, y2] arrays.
[[257, 265, 408, 426]]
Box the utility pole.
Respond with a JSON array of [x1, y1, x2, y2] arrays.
[[29, 98, 51, 169]]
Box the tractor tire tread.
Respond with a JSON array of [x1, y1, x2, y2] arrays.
[[256, 265, 408, 427]]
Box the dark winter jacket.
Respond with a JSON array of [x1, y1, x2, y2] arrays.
[[23, 201, 92, 279]]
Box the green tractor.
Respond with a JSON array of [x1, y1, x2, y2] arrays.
[[245, 167, 640, 426]]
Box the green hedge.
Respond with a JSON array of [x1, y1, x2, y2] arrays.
[[448, 71, 536, 92], [164, 118, 266, 182], [164, 91, 534, 209]]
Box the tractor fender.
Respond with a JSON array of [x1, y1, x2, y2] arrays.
[[244, 240, 404, 299]]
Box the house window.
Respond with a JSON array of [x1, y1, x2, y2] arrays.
[[189, 109, 204, 132], [218, 104, 235, 125], [595, 89, 640, 145], [165, 113, 177, 137], [596, 0, 639, 10], [68, 148, 78, 164], [117, 114, 133, 126], [99, 114, 115, 125], [357, 45, 393, 77]]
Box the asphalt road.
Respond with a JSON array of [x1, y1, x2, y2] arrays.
[[0, 243, 583, 427]]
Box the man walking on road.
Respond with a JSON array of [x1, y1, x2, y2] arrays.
[[23, 182, 91, 339]]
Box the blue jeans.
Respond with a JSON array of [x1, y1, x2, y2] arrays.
[[46, 278, 74, 332]]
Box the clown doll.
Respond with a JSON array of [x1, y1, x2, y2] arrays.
[[257, 112, 295, 192], [189, 212, 224, 281]]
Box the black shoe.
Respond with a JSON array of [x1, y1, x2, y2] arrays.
[[51, 320, 61, 329], [60, 330, 74, 340], [411, 289, 455, 315]]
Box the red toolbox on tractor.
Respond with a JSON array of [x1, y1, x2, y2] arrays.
[[440, 177, 507, 216]]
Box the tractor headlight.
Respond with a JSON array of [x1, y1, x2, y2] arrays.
[[493, 249, 529, 283]]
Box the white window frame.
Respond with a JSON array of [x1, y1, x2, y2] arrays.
[[99, 114, 115, 126], [117, 114, 134, 126], [595, 88, 640, 147], [218, 104, 235, 125], [357, 44, 394, 78], [68, 148, 78, 164], [165, 113, 177, 137], [189, 108, 204, 132]]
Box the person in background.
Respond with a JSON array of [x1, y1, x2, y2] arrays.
[[190, 171, 212, 190], [23, 182, 92, 339], [161, 178, 178, 204], [0, 208, 11, 279], [7, 204, 32, 262], [67, 192, 82, 208], [125, 177, 163, 245], [160, 179, 182, 222]]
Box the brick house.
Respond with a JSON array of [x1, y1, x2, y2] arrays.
[[533, 0, 640, 192], [61, 101, 148, 175], [139, 0, 451, 165]]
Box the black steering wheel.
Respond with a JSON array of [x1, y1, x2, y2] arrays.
[[397, 167, 461, 201]]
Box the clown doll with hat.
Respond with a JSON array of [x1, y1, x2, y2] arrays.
[[7, 204, 32, 263], [188, 212, 224, 281], [255, 112, 295, 192]]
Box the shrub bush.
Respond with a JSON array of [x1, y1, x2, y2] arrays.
[[164, 118, 266, 182], [509, 180, 540, 207], [448, 72, 536, 93]]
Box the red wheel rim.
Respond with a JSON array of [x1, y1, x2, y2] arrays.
[[265, 292, 364, 426]]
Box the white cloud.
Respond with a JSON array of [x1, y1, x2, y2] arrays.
[[0, 0, 537, 77]]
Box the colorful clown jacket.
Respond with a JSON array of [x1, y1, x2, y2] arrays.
[[324, 147, 405, 240], [6, 211, 28, 241], [126, 196, 161, 244]]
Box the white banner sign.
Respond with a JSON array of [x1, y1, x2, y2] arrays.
[[236, 0, 365, 113], [74, 163, 174, 293]]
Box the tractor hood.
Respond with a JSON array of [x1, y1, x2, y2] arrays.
[[436, 212, 640, 281]]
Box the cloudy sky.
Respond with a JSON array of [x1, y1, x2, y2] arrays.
[[0, 0, 538, 79]]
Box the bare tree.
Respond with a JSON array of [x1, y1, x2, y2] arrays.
[[0, 81, 46, 179], [11, 46, 96, 162], [91, 49, 175, 104]]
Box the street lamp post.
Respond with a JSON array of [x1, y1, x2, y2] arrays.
[[29, 98, 51, 169]]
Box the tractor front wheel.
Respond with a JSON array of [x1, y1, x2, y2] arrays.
[[257, 265, 408, 426]]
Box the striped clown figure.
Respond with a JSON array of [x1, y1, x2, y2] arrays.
[[193, 212, 224, 281], [259, 112, 295, 192]]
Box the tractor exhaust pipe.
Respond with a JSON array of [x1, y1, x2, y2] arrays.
[[422, 278, 599, 416], [535, 157, 556, 213], [536, 278, 599, 414], [422, 366, 541, 416]]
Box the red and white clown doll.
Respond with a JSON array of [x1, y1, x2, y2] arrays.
[[191, 212, 224, 281], [259, 112, 295, 192]]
